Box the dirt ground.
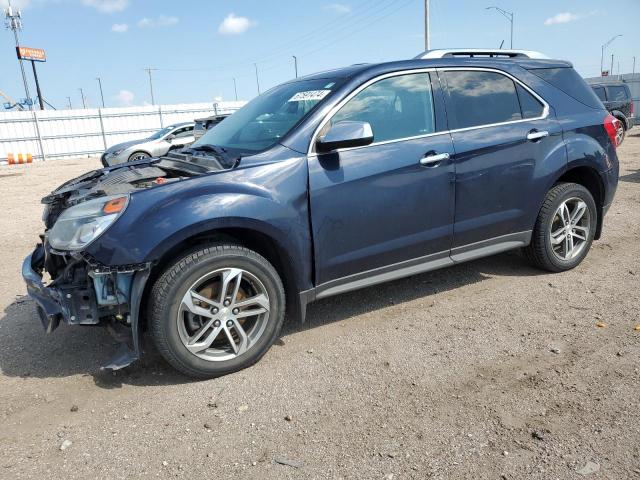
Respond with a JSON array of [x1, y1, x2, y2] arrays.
[[0, 132, 639, 480]]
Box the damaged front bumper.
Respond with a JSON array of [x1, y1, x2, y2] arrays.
[[22, 244, 151, 370]]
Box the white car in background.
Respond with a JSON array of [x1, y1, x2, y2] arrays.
[[101, 122, 195, 167]]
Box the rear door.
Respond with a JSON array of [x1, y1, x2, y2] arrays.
[[440, 68, 565, 257], [308, 71, 455, 286], [606, 84, 632, 120]]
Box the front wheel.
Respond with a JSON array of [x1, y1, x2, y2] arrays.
[[128, 151, 151, 162], [523, 182, 597, 272], [149, 245, 286, 378]]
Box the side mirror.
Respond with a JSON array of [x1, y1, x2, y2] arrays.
[[316, 121, 374, 153]]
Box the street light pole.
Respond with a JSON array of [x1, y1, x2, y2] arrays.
[[633, 56, 636, 76], [600, 35, 622, 76], [233, 78, 238, 101], [292, 55, 298, 78], [4, 0, 32, 109], [66, 96, 72, 110], [96, 77, 105, 108], [424, 0, 430, 51], [610, 54, 614, 77], [486, 6, 514, 49]]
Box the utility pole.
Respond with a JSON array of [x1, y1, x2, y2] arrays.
[[4, 0, 32, 109], [292, 55, 298, 78], [66, 96, 72, 109], [96, 77, 105, 108], [144, 68, 157, 105], [254, 63, 260, 95], [486, 6, 514, 49], [600, 35, 622, 76], [79, 88, 86, 109], [633, 56, 636, 76], [424, 0, 430, 51], [232, 78, 238, 101]]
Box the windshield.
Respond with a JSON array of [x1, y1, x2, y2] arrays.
[[193, 78, 341, 154], [148, 126, 175, 140]]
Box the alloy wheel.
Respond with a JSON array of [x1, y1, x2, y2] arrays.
[[177, 268, 271, 362], [549, 197, 591, 261]]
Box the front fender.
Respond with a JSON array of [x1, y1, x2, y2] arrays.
[[86, 156, 313, 291]]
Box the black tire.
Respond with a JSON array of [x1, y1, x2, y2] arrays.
[[149, 244, 286, 378], [523, 182, 597, 272], [128, 151, 151, 162]]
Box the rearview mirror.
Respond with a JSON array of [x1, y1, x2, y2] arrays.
[[316, 121, 374, 153]]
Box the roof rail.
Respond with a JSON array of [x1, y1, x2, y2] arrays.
[[416, 49, 550, 60]]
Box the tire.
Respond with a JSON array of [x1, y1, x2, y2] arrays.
[[128, 151, 151, 162], [523, 182, 597, 272], [149, 244, 286, 378]]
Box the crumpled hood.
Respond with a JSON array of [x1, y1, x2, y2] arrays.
[[40, 160, 196, 229]]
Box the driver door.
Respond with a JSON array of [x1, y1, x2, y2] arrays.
[[308, 71, 455, 290]]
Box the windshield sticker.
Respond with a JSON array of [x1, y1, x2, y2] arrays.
[[288, 90, 331, 102]]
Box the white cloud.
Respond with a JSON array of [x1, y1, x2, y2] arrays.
[[324, 3, 351, 14], [114, 90, 134, 106], [111, 23, 128, 33], [138, 15, 179, 28], [218, 13, 254, 35], [544, 12, 579, 26], [82, 0, 129, 13]]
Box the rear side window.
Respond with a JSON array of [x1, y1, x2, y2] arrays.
[[607, 85, 629, 102], [592, 86, 607, 101], [444, 71, 526, 129], [516, 84, 544, 119], [331, 72, 436, 143], [529, 67, 602, 109]]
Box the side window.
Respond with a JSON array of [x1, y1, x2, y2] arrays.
[[607, 85, 628, 102], [444, 71, 522, 129], [330, 73, 435, 143], [516, 84, 544, 119], [593, 87, 607, 102], [173, 127, 194, 139]]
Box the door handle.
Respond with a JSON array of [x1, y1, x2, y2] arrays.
[[420, 152, 450, 167], [527, 130, 549, 141]]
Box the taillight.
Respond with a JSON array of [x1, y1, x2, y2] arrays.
[[603, 114, 620, 148], [631, 101, 635, 117]]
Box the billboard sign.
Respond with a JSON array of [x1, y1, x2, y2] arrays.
[[16, 46, 46, 62]]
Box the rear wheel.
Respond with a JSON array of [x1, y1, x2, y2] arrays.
[[523, 182, 597, 272], [149, 244, 286, 378]]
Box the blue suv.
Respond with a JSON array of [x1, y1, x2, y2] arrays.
[[22, 49, 620, 378]]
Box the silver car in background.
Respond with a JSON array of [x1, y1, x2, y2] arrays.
[[101, 122, 195, 166]]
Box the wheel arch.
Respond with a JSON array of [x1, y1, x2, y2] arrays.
[[611, 110, 629, 130], [140, 225, 305, 330], [554, 165, 605, 240]]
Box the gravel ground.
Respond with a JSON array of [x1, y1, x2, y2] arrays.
[[0, 133, 639, 480]]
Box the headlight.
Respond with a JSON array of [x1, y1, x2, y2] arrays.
[[107, 149, 124, 157], [48, 195, 129, 251]]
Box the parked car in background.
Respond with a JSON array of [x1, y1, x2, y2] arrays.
[[590, 82, 635, 144], [23, 49, 619, 378], [101, 122, 195, 166], [193, 114, 230, 141]]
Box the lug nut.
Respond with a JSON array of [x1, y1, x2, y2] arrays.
[[226, 320, 233, 328], [232, 308, 239, 315], [211, 307, 219, 314], [224, 299, 231, 306], [213, 320, 221, 327]]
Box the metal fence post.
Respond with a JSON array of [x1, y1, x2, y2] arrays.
[[32, 109, 46, 161], [98, 108, 108, 150], [158, 105, 164, 128], [213, 102, 219, 116]]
